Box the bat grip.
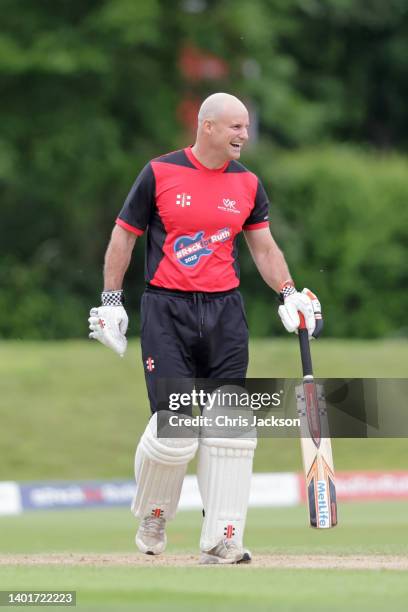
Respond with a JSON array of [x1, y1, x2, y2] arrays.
[[298, 312, 313, 377]]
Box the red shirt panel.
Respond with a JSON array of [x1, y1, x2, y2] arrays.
[[116, 147, 269, 291]]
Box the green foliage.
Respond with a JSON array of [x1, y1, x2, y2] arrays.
[[1, 1, 408, 338], [243, 147, 408, 337]]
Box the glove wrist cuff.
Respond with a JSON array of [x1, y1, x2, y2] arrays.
[[279, 280, 296, 300], [101, 290, 124, 306]]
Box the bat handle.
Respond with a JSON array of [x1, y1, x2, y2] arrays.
[[298, 312, 313, 377]]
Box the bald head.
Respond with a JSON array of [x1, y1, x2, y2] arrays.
[[198, 93, 248, 124], [192, 92, 250, 168]]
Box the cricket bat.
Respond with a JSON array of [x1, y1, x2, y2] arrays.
[[297, 313, 337, 528]]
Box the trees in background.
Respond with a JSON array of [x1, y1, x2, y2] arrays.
[[1, 0, 407, 338]]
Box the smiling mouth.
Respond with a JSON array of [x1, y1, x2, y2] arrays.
[[230, 143, 242, 150]]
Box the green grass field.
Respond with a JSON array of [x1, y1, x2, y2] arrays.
[[1, 339, 408, 610], [1, 504, 408, 610], [1, 339, 408, 479]]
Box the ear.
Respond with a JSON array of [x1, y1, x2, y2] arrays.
[[202, 119, 213, 135]]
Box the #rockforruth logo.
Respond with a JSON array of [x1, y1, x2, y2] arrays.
[[174, 228, 231, 267]]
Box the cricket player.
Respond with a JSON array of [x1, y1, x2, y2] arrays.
[[89, 93, 322, 564]]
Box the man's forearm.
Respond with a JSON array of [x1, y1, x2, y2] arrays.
[[103, 225, 137, 291], [254, 244, 293, 293], [244, 229, 294, 293]]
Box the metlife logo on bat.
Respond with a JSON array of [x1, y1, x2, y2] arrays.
[[316, 481, 330, 528]]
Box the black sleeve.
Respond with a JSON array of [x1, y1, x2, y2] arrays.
[[243, 178, 270, 228], [116, 162, 155, 234]]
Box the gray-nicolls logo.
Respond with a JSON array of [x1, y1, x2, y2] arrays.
[[176, 193, 191, 207]]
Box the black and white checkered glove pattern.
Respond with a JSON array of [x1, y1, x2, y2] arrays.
[[280, 284, 297, 299], [88, 291, 128, 357], [100, 290, 124, 307], [278, 283, 323, 339]]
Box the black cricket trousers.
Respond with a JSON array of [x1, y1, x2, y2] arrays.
[[140, 284, 249, 414]]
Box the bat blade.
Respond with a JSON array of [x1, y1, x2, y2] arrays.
[[304, 380, 321, 447], [297, 381, 338, 528], [303, 446, 337, 528]]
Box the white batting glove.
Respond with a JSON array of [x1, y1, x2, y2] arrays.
[[278, 284, 323, 338], [88, 290, 128, 357]]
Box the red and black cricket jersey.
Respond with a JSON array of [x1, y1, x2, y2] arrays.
[[116, 147, 270, 292]]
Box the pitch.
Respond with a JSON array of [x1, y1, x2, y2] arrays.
[[2, 552, 408, 570]]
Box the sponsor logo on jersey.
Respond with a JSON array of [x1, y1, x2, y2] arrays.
[[218, 198, 240, 214], [174, 228, 231, 267], [176, 193, 191, 207]]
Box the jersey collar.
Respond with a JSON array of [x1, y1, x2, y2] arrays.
[[184, 146, 229, 173]]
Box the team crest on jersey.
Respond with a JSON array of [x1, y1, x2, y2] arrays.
[[174, 228, 231, 267], [218, 198, 240, 214], [176, 193, 191, 207]]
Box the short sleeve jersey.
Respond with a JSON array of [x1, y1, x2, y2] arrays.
[[116, 147, 270, 292]]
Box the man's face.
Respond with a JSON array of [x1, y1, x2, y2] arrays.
[[206, 108, 250, 161]]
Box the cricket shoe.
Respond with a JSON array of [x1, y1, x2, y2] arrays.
[[199, 540, 252, 565], [135, 516, 167, 555]]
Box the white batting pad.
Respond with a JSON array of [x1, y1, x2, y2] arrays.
[[197, 436, 257, 551], [132, 412, 198, 520]]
